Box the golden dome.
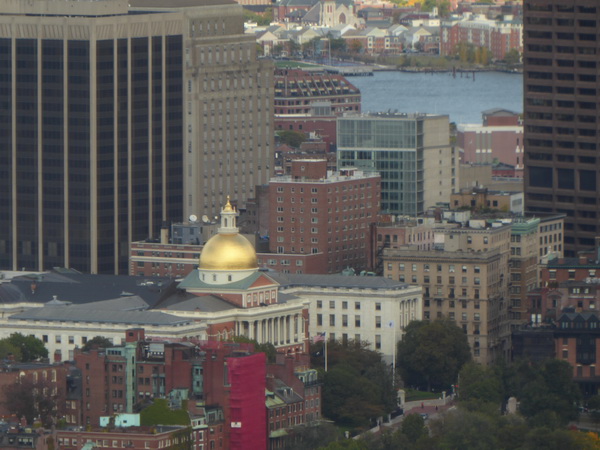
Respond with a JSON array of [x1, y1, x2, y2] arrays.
[[199, 233, 258, 271]]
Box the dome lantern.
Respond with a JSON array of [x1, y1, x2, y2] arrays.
[[198, 197, 258, 281]]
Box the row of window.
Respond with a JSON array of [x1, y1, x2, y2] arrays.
[[316, 314, 391, 328], [316, 300, 379, 310], [397, 263, 481, 273]]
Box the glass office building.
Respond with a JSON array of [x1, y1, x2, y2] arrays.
[[337, 113, 455, 216]]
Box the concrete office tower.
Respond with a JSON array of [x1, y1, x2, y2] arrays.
[[0, 0, 273, 274], [523, 0, 599, 256], [337, 113, 457, 217]]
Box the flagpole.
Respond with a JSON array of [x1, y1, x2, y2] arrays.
[[324, 332, 328, 372], [392, 324, 396, 387]]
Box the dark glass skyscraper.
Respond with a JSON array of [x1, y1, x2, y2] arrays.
[[523, 0, 600, 256], [0, 0, 273, 273]]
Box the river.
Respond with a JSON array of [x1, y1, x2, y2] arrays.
[[350, 70, 523, 125]]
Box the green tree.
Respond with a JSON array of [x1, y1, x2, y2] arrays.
[[401, 413, 427, 443], [312, 340, 396, 430], [82, 336, 114, 352], [4, 333, 48, 362], [509, 359, 581, 427], [504, 48, 521, 65], [232, 336, 276, 363], [587, 394, 600, 423], [429, 408, 500, 449], [396, 319, 471, 391], [243, 8, 272, 26], [0, 340, 22, 362], [276, 130, 307, 148], [458, 362, 503, 404]]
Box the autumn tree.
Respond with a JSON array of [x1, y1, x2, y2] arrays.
[[3, 377, 64, 426], [396, 319, 471, 391]]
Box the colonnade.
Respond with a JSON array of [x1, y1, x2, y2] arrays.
[[236, 314, 305, 347]]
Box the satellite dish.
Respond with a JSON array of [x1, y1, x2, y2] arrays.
[[189, 214, 198, 223], [201, 215, 209, 223]]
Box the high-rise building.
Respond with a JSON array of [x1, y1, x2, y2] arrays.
[[523, 0, 599, 256], [337, 113, 457, 216], [0, 0, 273, 274]]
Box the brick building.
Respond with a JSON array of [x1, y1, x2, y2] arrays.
[[457, 109, 524, 176], [440, 13, 523, 60], [267, 159, 381, 274]]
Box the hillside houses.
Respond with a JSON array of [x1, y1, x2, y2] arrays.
[[246, 1, 522, 58]]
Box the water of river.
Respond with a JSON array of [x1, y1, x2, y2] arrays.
[[350, 70, 523, 125]]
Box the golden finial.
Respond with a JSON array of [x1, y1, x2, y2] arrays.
[[223, 195, 233, 212]]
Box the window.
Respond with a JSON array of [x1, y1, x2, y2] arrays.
[[375, 316, 381, 328], [329, 300, 335, 309], [342, 301, 348, 310], [355, 302, 361, 310], [329, 315, 335, 326], [462, 313, 467, 321], [317, 314, 322, 326], [355, 316, 361, 327], [375, 335, 381, 350], [375, 303, 381, 311], [317, 300, 322, 309], [342, 315, 348, 327]]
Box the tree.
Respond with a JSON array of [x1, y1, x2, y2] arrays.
[[504, 49, 521, 66], [349, 40, 363, 54], [458, 362, 502, 405], [396, 319, 471, 391], [429, 408, 500, 449], [3, 333, 48, 362], [82, 336, 113, 352], [232, 336, 276, 363], [312, 339, 396, 429], [587, 395, 600, 423], [401, 413, 427, 443], [276, 130, 307, 148], [2, 377, 63, 426], [0, 340, 22, 362], [498, 359, 580, 428]]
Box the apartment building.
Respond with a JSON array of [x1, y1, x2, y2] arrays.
[[383, 222, 511, 363], [268, 159, 381, 274]]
